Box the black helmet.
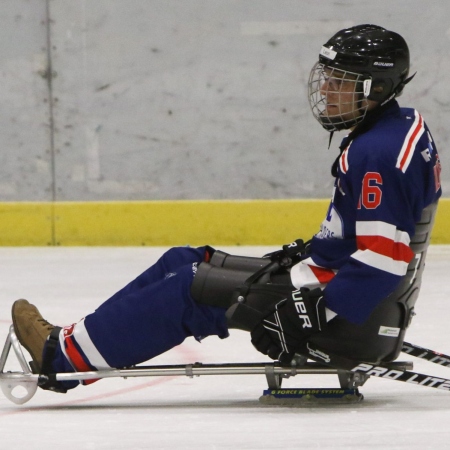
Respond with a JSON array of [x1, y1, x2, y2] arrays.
[[309, 24, 413, 131], [319, 24, 410, 102]]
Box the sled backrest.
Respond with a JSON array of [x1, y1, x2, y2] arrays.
[[375, 201, 439, 362], [394, 201, 438, 330]]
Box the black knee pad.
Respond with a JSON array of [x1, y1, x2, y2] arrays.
[[192, 247, 296, 331], [190, 263, 252, 309], [209, 250, 269, 272], [226, 282, 295, 331], [191, 260, 294, 331]]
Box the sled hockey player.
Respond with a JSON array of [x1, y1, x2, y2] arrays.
[[12, 24, 442, 393]]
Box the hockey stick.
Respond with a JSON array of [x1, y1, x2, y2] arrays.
[[402, 341, 450, 367], [305, 343, 450, 392]]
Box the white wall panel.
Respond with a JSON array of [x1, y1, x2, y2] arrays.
[[0, 0, 52, 200], [1, 1, 449, 200]]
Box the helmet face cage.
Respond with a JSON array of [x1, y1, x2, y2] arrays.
[[308, 62, 370, 132]]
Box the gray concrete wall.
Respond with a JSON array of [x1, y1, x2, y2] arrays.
[[0, 0, 448, 201]]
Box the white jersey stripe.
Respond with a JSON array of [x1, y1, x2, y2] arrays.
[[356, 220, 411, 246], [352, 249, 409, 276], [71, 318, 111, 369], [289, 257, 336, 289]]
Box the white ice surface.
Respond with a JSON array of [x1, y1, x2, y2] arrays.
[[1, 246, 450, 449]]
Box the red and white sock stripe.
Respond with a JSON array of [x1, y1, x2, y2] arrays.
[[60, 319, 112, 385]]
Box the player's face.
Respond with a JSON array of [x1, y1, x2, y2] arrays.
[[320, 67, 368, 124], [308, 62, 377, 131]]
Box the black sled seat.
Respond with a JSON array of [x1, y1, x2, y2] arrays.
[[308, 201, 438, 365]]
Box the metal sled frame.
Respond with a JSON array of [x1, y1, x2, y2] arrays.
[[0, 325, 413, 405]]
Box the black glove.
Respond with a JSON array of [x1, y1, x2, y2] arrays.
[[250, 287, 326, 364], [263, 239, 310, 267]]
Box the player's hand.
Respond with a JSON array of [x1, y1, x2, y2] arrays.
[[263, 239, 310, 267], [250, 287, 326, 364]]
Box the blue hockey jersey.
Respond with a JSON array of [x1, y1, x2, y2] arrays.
[[290, 101, 442, 325]]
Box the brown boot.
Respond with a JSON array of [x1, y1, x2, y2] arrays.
[[11, 299, 55, 372]]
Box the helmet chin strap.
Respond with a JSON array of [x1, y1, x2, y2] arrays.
[[372, 72, 416, 105], [328, 131, 335, 149], [395, 72, 416, 97], [319, 110, 366, 133]]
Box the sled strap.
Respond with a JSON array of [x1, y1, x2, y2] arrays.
[[39, 327, 68, 393]]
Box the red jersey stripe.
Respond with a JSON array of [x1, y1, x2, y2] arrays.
[[356, 234, 414, 263], [309, 264, 336, 284]]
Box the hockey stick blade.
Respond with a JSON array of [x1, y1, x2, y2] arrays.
[[350, 362, 450, 391], [402, 341, 450, 367]]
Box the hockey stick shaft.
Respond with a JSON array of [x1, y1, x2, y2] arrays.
[[402, 341, 450, 367]]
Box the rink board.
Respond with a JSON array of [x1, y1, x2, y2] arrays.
[[0, 198, 448, 246]]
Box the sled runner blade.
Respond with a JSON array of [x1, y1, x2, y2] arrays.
[[260, 387, 364, 405]]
